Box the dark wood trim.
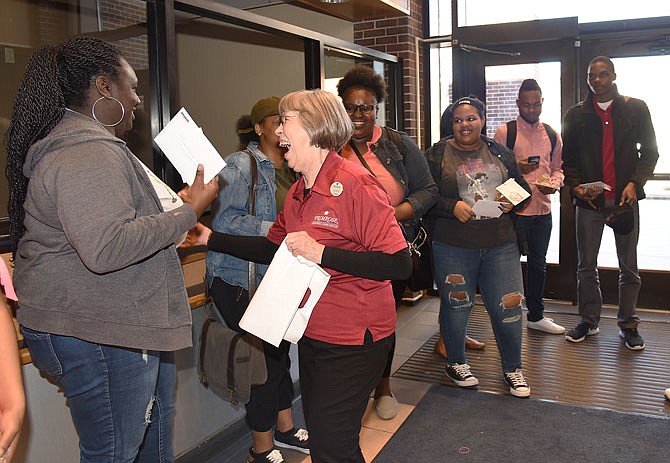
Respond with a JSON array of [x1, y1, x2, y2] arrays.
[[174, 0, 398, 63]]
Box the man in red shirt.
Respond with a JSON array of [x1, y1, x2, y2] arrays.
[[562, 56, 658, 349]]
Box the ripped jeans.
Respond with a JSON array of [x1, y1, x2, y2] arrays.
[[432, 241, 524, 373], [21, 327, 176, 463]]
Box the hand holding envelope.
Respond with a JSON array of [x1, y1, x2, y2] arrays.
[[239, 239, 331, 347], [154, 107, 226, 185]]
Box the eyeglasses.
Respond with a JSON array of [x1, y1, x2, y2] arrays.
[[344, 103, 377, 115], [279, 114, 298, 125]]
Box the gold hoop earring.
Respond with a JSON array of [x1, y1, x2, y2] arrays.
[[91, 96, 125, 127]]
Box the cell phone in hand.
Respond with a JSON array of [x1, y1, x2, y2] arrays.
[[527, 156, 540, 164]]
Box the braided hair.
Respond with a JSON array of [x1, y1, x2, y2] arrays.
[[5, 36, 122, 256], [337, 64, 388, 103]]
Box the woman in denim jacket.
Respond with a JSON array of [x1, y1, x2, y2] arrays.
[[336, 66, 438, 420], [205, 97, 307, 463]]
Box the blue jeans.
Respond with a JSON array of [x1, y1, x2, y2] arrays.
[[515, 214, 552, 322], [22, 327, 176, 463], [575, 203, 640, 329], [432, 241, 524, 373]]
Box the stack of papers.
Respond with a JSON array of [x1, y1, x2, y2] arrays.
[[579, 181, 612, 194], [154, 107, 226, 184], [532, 174, 555, 188]]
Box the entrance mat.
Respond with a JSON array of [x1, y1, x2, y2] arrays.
[[373, 384, 669, 463]]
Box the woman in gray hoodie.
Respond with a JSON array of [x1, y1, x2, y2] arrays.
[[5, 36, 217, 463]]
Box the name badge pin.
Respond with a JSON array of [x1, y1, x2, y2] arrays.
[[330, 181, 344, 197]]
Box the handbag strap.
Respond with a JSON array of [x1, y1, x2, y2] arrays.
[[198, 317, 213, 386], [347, 141, 376, 177], [243, 149, 259, 298], [226, 334, 243, 404]]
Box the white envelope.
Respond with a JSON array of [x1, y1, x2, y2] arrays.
[[153, 107, 226, 184], [472, 200, 503, 219], [239, 239, 331, 347]]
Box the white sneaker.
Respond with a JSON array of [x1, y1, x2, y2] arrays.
[[527, 317, 565, 334], [664, 388, 670, 401]]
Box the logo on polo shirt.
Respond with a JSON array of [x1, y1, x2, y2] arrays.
[[312, 210, 339, 229]]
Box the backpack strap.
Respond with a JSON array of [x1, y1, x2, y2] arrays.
[[542, 123, 557, 160], [505, 120, 517, 150], [507, 120, 557, 161]]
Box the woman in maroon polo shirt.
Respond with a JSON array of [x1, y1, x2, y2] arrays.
[[183, 89, 411, 463]]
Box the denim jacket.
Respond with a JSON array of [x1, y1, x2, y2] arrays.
[[206, 142, 277, 289], [370, 128, 437, 241]]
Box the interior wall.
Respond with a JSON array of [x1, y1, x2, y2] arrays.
[[174, 2, 355, 156], [176, 21, 306, 157]]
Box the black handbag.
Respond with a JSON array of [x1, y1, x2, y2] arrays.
[[407, 222, 434, 292]]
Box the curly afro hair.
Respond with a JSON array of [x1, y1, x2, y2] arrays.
[[337, 64, 387, 103]]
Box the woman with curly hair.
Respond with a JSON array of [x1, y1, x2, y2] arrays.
[[5, 36, 217, 462], [336, 65, 437, 419]]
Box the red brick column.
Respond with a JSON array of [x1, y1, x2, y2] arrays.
[[353, 0, 424, 147]]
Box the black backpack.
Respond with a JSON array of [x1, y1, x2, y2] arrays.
[[505, 121, 557, 159]]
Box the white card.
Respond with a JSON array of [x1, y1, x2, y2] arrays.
[[496, 178, 530, 206]]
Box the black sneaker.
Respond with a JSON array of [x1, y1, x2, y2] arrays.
[[248, 447, 284, 463], [565, 321, 599, 342], [445, 362, 479, 387], [619, 328, 645, 350], [504, 369, 531, 398], [273, 428, 310, 454]]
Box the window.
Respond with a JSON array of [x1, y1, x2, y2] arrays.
[[455, 0, 669, 27]]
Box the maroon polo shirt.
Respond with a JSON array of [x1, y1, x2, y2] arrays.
[[267, 151, 407, 345]]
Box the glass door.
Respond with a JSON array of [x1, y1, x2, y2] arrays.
[[485, 62, 562, 265]]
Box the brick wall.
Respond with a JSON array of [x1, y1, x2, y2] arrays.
[[100, 1, 148, 71], [353, 0, 423, 146], [485, 79, 523, 138]]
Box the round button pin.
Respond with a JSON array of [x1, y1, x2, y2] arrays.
[[330, 181, 344, 196]]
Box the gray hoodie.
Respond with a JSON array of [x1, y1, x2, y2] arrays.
[[15, 110, 197, 351]]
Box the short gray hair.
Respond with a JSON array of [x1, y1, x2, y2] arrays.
[[279, 90, 353, 151]]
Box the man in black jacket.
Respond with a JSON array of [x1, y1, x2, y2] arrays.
[[562, 56, 658, 349]]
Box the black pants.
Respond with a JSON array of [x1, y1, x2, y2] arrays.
[[298, 331, 393, 463], [210, 277, 294, 432]]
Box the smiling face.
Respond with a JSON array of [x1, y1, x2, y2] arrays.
[[341, 87, 377, 141], [587, 60, 617, 102], [451, 104, 484, 151], [275, 111, 314, 174], [110, 58, 141, 136]]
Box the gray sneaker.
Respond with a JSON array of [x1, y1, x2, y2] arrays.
[[619, 328, 645, 350], [565, 321, 599, 343]]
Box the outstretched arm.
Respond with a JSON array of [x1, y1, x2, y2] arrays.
[[0, 297, 24, 463]]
